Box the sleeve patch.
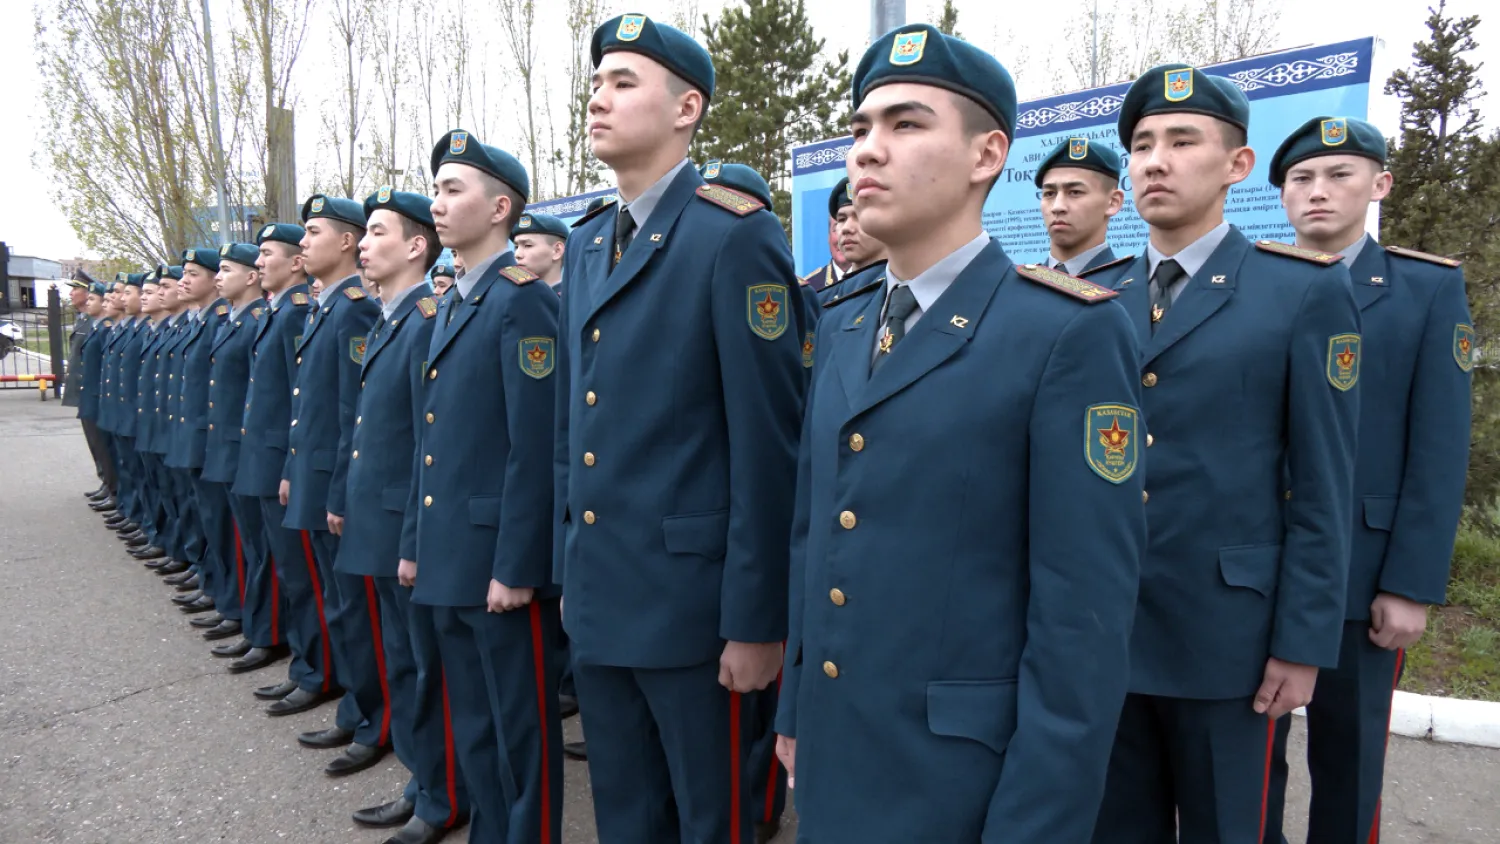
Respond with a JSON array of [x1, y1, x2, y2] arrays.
[[1016, 264, 1119, 302], [1455, 324, 1476, 372], [519, 337, 555, 379], [500, 265, 539, 285], [1086, 404, 1140, 484], [350, 336, 367, 364], [1327, 333, 1361, 391], [344, 286, 368, 300], [1255, 240, 1341, 266], [695, 184, 764, 216], [747, 284, 790, 340], [1387, 244, 1463, 268], [802, 331, 815, 368], [417, 297, 438, 319]]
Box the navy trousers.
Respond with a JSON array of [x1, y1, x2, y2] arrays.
[[229, 493, 284, 649], [328, 569, 392, 749], [260, 500, 332, 693]]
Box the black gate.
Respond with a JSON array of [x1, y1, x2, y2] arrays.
[[0, 288, 67, 397]]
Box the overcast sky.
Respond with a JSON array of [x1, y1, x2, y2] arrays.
[[4, 0, 1495, 261]]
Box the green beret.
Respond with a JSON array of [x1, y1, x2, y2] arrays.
[[828, 176, 853, 218], [156, 264, 184, 281], [512, 211, 570, 240], [256, 222, 305, 248], [88, 282, 109, 296], [300, 194, 367, 230], [431, 261, 456, 279], [1034, 137, 1122, 187], [182, 248, 220, 272], [218, 243, 261, 269], [364, 185, 435, 228], [700, 161, 773, 209], [854, 24, 1017, 139], [592, 14, 714, 100], [1118, 65, 1249, 145], [1269, 116, 1386, 187], [431, 130, 530, 200]]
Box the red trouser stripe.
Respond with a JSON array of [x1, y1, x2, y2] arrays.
[[528, 601, 553, 844], [363, 576, 392, 747], [1258, 717, 1275, 843], [763, 669, 784, 823], [730, 691, 743, 844], [299, 530, 333, 692], [268, 554, 280, 646], [440, 668, 461, 828], [1368, 649, 1406, 844], [231, 519, 246, 602]]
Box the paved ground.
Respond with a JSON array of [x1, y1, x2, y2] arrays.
[[2, 387, 1499, 843]]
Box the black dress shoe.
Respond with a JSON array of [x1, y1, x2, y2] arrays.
[[143, 557, 173, 570], [179, 596, 215, 614], [231, 645, 290, 674], [385, 816, 450, 844], [92, 499, 119, 512], [253, 678, 298, 699], [202, 619, 242, 641], [103, 515, 127, 527], [157, 560, 190, 576], [130, 545, 165, 560], [298, 726, 355, 749], [756, 818, 782, 844], [189, 612, 224, 628], [325, 742, 388, 776], [124, 532, 149, 547], [353, 796, 415, 828], [563, 740, 587, 761], [86, 485, 107, 499], [114, 522, 139, 534], [213, 638, 254, 659], [559, 694, 579, 719], [266, 685, 342, 716], [172, 590, 204, 605], [171, 575, 200, 591]]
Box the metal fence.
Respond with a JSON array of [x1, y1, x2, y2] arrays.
[[0, 289, 67, 396]]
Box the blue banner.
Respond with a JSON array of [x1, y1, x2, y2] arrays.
[[528, 187, 619, 226], [789, 37, 1375, 275]]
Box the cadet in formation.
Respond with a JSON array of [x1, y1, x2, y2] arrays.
[[1035, 136, 1132, 277], [78, 278, 118, 508], [815, 176, 888, 306], [513, 210, 570, 293]]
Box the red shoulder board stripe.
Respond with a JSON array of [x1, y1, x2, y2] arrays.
[[344, 286, 368, 300], [500, 265, 539, 285], [1255, 240, 1341, 266], [1015, 264, 1118, 303], [1386, 244, 1462, 268], [1078, 254, 1136, 278], [695, 184, 764, 216], [416, 297, 438, 318]]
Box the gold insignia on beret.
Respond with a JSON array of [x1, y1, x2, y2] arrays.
[[1069, 138, 1088, 160], [377, 185, 392, 203], [311, 196, 325, 213], [449, 131, 468, 155], [704, 160, 722, 179], [1321, 118, 1347, 147], [260, 225, 275, 240], [219, 244, 231, 256], [618, 14, 646, 41], [518, 215, 532, 229], [890, 31, 927, 66], [1165, 69, 1193, 102]]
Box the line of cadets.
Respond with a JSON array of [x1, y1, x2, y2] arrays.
[[66, 12, 1472, 844]]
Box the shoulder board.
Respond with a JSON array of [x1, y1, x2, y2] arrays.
[[695, 184, 764, 216], [215, 304, 229, 316], [250, 305, 263, 318], [417, 297, 438, 319], [822, 278, 884, 309], [500, 265, 539, 285], [800, 269, 820, 287], [344, 286, 368, 300], [1385, 244, 1462, 268], [291, 291, 310, 305], [570, 197, 617, 229], [1254, 240, 1340, 266], [1015, 264, 1118, 303], [1077, 254, 1136, 278]]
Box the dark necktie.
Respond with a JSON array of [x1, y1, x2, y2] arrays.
[[872, 283, 919, 374], [613, 206, 636, 269], [1149, 259, 1187, 333], [445, 293, 462, 327]]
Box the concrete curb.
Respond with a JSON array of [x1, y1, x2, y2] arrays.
[[1294, 691, 1500, 749]]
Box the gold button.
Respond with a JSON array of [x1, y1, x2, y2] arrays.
[[356, 416, 361, 424], [823, 661, 839, 679], [592, 328, 600, 342], [209, 424, 214, 430], [424, 495, 433, 507], [429, 368, 437, 380], [1146, 433, 1154, 447], [352, 450, 359, 459], [291, 448, 296, 455], [291, 419, 298, 427], [1142, 372, 1158, 387], [829, 588, 846, 606], [585, 391, 597, 406], [425, 455, 433, 466], [361, 379, 366, 388], [209, 380, 214, 386], [292, 387, 299, 396], [241, 427, 246, 435], [849, 433, 864, 452], [1284, 489, 1293, 500], [839, 510, 856, 529], [208, 401, 213, 409], [584, 452, 596, 467], [583, 510, 596, 525], [426, 412, 435, 424], [1142, 490, 1150, 504], [296, 356, 301, 364]]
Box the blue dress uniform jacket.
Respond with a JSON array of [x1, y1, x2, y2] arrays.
[[115, 321, 148, 439], [1343, 242, 1471, 613], [167, 306, 225, 469], [553, 167, 805, 668], [1109, 229, 1360, 698], [340, 287, 438, 577], [284, 276, 380, 528], [77, 318, 113, 422], [201, 303, 264, 484], [233, 286, 313, 499], [97, 321, 127, 433], [149, 318, 189, 456], [777, 244, 1146, 844], [403, 257, 559, 605]]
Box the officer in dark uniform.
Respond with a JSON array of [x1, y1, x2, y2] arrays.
[[815, 177, 889, 306], [63, 277, 91, 412], [802, 181, 851, 292], [404, 129, 561, 844], [96, 276, 138, 524], [150, 266, 208, 585], [342, 187, 468, 844], [232, 226, 320, 690], [1260, 117, 1472, 844], [127, 272, 175, 567], [430, 260, 456, 297], [513, 211, 570, 292], [556, 16, 801, 843], [282, 194, 388, 772], [76, 278, 117, 503], [1034, 137, 1132, 277], [1091, 66, 1360, 844], [773, 25, 1145, 843]]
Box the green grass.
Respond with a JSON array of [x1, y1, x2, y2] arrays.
[[1401, 507, 1500, 701]]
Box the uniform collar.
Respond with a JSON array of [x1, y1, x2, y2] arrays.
[[883, 232, 991, 317], [1146, 221, 1232, 281], [458, 250, 512, 299], [1050, 241, 1109, 276], [624, 158, 692, 232], [381, 280, 428, 319], [318, 274, 360, 305], [1337, 233, 1370, 267]]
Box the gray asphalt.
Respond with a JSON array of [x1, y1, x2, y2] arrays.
[[3, 387, 1498, 843]]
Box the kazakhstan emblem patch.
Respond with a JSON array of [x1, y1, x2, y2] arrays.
[[350, 336, 367, 364], [1326, 333, 1361, 391], [802, 331, 815, 368], [1455, 323, 1477, 372], [747, 284, 789, 340], [520, 337, 555, 379], [1086, 404, 1140, 484]]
